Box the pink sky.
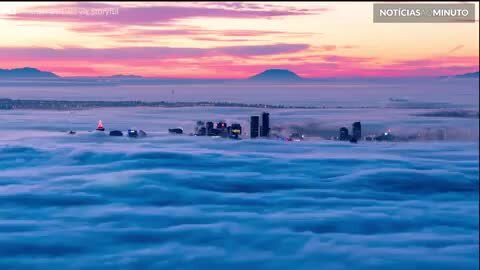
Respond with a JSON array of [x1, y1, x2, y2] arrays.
[[0, 2, 478, 78]]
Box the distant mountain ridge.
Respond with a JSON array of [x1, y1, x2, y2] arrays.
[[249, 69, 303, 81], [455, 71, 479, 78], [438, 71, 479, 80], [2, 67, 478, 82], [99, 74, 144, 79], [0, 67, 58, 78]]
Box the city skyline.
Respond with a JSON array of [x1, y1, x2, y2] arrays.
[[0, 1, 478, 78]]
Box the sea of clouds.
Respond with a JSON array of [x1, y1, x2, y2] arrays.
[[0, 79, 478, 269], [0, 104, 478, 269]]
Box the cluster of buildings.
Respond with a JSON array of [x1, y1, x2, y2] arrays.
[[68, 120, 147, 137], [168, 112, 273, 140], [335, 121, 397, 142], [192, 120, 242, 139], [249, 112, 270, 138], [76, 115, 400, 143], [337, 122, 362, 143], [187, 112, 270, 139]]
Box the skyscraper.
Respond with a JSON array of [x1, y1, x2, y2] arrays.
[[260, 112, 270, 137], [352, 122, 361, 140], [250, 116, 259, 138], [339, 127, 349, 141], [206, 121, 214, 136], [230, 123, 242, 139]]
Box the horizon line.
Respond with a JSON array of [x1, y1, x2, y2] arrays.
[[1, 66, 479, 80]]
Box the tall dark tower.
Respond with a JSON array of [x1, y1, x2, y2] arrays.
[[250, 116, 259, 138], [260, 112, 270, 137], [352, 122, 361, 140], [339, 127, 349, 141], [206, 121, 214, 136]]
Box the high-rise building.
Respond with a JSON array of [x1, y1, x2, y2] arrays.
[[260, 112, 270, 137], [230, 123, 242, 139], [352, 122, 361, 140], [216, 121, 228, 137], [216, 121, 227, 130], [339, 127, 349, 141], [206, 121, 214, 136], [250, 116, 259, 138]]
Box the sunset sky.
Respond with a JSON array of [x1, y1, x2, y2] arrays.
[[0, 1, 478, 78]]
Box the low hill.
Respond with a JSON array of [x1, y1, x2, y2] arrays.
[[249, 69, 303, 81]]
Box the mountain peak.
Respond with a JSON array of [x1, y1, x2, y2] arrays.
[[0, 67, 58, 78], [249, 69, 303, 81]]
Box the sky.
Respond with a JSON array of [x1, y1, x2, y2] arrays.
[[0, 1, 478, 78]]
